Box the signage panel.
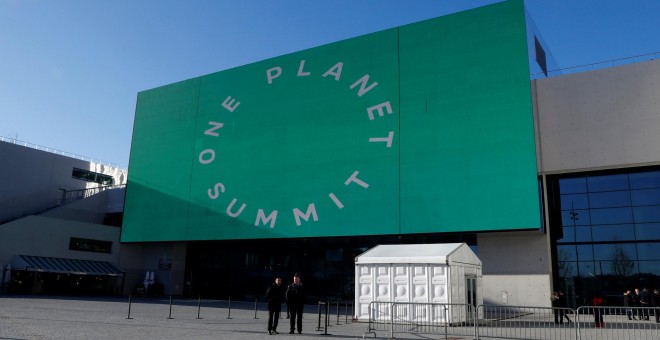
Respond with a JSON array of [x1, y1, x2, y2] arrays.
[[122, 0, 540, 242]]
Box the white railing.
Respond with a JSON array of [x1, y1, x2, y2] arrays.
[[0, 136, 127, 170], [60, 184, 126, 206]]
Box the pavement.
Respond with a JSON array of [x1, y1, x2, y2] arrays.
[[0, 295, 391, 340], [2, 295, 658, 339]]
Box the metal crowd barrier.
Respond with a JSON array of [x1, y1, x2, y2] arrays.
[[364, 302, 660, 340], [364, 301, 475, 339], [575, 306, 660, 340], [477, 305, 575, 340]]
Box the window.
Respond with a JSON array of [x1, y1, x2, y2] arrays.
[[69, 237, 112, 254], [552, 168, 660, 300], [72, 168, 114, 185]]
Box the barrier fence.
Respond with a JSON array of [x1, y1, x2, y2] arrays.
[[123, 295, 355, 326], [364, 302, 660, 339]]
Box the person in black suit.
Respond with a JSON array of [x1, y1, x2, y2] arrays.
[[286, 273, 306, 334], [265, 277, 284, 335]]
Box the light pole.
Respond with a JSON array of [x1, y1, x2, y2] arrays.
[[569, 201, 580, 278], [569, 201, 580, 306]]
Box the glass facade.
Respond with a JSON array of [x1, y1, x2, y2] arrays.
[[551, 168, 660, 307], [183, 233, 476, 300], [72, 168, 114, 185]]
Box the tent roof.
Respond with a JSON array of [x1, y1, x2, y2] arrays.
[[355, 243, 480, 265], [12, 255, 124, 276]]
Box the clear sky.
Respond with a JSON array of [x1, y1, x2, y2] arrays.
[[1, 0, 659, 169]]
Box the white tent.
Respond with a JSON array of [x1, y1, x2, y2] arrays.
[[354, 243, 482, 323]]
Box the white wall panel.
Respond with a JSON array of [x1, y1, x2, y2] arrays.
[[393, 265, 409, 302], [536, 59, 660, 173], [376, 266, 392, 302], [430, 266, 448, 303], [477, 231, 551, 306]]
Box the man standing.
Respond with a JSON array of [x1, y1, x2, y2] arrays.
[[633, 288, 642, 319], [286, 273, 305, 334], [652, 288, 660, 323], [639, 287, 651, 320], [623, 289, 636, 320], [266, 277, 284, 335]]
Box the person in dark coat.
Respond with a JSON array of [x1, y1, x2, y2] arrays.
[[558, 291, 571, 323], [551, 291, 570, 324], [639, 287, 651, 320], [633, 288, 642, 319], [286, 273, 306, 334], [265, 277, 284, 335], [551, 291, 561, 324], [652, 288, 660, 323], [623, 289, 637, 320]]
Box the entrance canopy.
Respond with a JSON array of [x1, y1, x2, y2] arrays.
[[11, 255, 124, 277]]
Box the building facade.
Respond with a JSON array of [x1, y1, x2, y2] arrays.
[[0, 139, 127, 294], [2, 1, 658, 307]]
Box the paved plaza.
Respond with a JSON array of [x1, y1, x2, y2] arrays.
[[2, 295, 659, 339], [0, 295, 382, 340]]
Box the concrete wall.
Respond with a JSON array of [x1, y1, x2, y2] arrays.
[[41, 188, 124, 224], [0, 141, 127, 223], [0, 215, 121, 266], [535, 59, 660, 173], [477, 231, 551, 307], [119, 242, 187, 296]]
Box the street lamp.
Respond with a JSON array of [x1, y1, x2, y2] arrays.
[[569, 201, 580, 278]]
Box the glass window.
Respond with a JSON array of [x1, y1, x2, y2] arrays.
[[72, 168, 114, 185], [560, 194, 589, 210], [635, 223, 660, 241], [594, 260, 637, 276], [587, 174, 629, 192], [557, 261, 577, 278], [576, 226, 593, 242], [631, 188, 660, 206], [553, 169, 660, 287], [636, 242, 660, 261], [593, 243, 637, 261], [561, 209, 590, 226], [100, 175, 114, 185], [578, 261, 596, 277], [604, 259, 639, 276], [69, 237, 112, 254], [577, 244, 594, 261], [590, 207, 633, 225], [638, 261, 660, 274], [629, 171, 660, 190], [633, 206, 660, 223], [589, 191, 630, 208], [560, 178, 587, 194], [558, 226, 592, 243], [560, 226, 574, 242], [591, 224, 636, 242], [593, 261, 612, 275], [557, 245, 577, 261]]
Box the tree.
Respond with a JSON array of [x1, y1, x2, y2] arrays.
[[558, 248, 575, 278], [610, 246, 634, 277]]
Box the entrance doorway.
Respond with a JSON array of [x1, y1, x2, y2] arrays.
[[466, 275, 477, 318]]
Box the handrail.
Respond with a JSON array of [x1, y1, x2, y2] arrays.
[[0, 135, 127, 170]]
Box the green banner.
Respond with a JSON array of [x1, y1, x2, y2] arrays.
[[122, 0, 540, 242]]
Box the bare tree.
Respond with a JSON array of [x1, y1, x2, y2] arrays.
[[558, 248, 575, 278], [610, 246, 634, 277]]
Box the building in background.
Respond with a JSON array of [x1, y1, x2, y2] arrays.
[[0, 139, 127, 295]]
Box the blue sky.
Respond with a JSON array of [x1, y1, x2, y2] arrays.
[[1, 0, 659, 169]]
